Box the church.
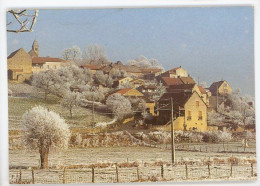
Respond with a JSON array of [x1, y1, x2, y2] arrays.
[[8, 40, 71, 81]]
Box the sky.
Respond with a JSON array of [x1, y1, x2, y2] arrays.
[[7, 7, 254, 96]]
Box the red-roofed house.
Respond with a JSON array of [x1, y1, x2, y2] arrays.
[[32, 57, 70, 73]]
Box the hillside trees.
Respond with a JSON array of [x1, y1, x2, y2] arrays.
[[22, 106, 70, 169]]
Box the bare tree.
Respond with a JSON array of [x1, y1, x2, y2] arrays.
[[7, 9, 39, 33], [22, 106, 71, 169], [219, 131, 232, 152], [61, 46, 81, 61], [82, 44, 109, 65]]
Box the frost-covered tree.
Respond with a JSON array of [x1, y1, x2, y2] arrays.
[[61, 45, 81, 61], [106, 93, 132, 121], [219, 131, 232, 151], [109, 68, 122, 79], [22, 106, 71, 169], [207, 111, 225, 126], [61, 92, 81, 118], [31, 70, 62, 100], [126, 55, 164, 70], [151, 82, 166, 102], [82, 44, 109, 65]]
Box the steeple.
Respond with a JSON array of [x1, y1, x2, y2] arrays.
[[32, 40, 39, 56]]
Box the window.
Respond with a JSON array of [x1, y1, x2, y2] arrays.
[[196, 101, 199, 107], [187, 111, 191, 120], [198, 111, 202, 120], [223, 83, 227, 87]]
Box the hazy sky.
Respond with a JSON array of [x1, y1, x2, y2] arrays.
[[7, 7, 254, 96]]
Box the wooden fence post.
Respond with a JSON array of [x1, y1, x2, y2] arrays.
[[19, 169, 22, 184], [207, 163, 210, 178], [230, 164, 233, 177], [63, 167, 66, 184], [92, 166, 95, 183], [31, 168, 35, 184], [251, 163, 254, 177], [161, 164, 164, 178], [136, 166, 140, 181], [116, 164, 119, 182], [185, 164, 188, 179]]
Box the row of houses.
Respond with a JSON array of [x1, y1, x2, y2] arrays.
[[7, 40, 233, 132]]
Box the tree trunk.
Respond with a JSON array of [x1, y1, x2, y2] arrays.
[[223, 142, 225, 152], [70, 109, 72, 118], [40, 147, 49, 169], [44, 91, 47, 100]]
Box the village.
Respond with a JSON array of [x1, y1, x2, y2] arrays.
[[8, 40, 256, 183]]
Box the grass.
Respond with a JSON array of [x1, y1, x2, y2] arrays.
[[8, 95, 111, 130]]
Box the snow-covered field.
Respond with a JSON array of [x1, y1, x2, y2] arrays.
[[9, 144, 257, 183]]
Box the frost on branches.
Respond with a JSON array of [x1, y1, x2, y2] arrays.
[[22, 106, 71, 169], [106, 93, 132, 121]]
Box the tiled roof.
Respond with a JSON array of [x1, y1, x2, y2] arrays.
[[116, 88, 132, 95], [198, 86, 207, 94], [32, 57, 65, 64], [161, 77, 183, 86], [140, 68, 163, 74], [159, 92, 192, 108], [80, 65, 102, 70], [179, 77, 195, 84]]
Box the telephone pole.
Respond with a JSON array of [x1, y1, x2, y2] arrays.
[[92, 97, 95, 128], [171, 98, 175, 165]]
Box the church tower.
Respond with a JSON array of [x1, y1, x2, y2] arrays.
[[28, 40, 39, 58]]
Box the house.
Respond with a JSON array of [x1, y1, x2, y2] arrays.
[[160, 66, 188, 78], [198, 85, 211, 106], [158, 91, 207, 132], [80, 64, 103, 74], [141, 68, 164, 80], [209, 80, 232, 96], [32, 57, 69, 72], [160, 76, 195, 87], [106, 88, 155, 116], [137, 84, 157, 94], [130, 79, 145, 88], [112, 76, 133, 88], [7, 48, 32, 81]]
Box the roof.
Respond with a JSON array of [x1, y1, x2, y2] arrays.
[[168, 84, 195, 90], [161, 77, 183, 86], [116, 88, 133, 95], [179, 77, 195, 84], [7, 48, 26, 59], [32, 57, 65, 64], [209, 81, 225, 90], [198, 85, 207, 94], [28, 49, 38, 57], [159, 92, 192, 109], [140, 68, 163, 74], [80, 65, 102, 70], [168, 66, 182, 73]]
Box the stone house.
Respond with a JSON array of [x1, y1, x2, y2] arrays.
[[160, 66, 188, 78], [32, 57, 68, 72], [209, 80, 232, 96], [158, 91, 207, 132], [7, 48, 32, 81], [112, 76, 133, 88]]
